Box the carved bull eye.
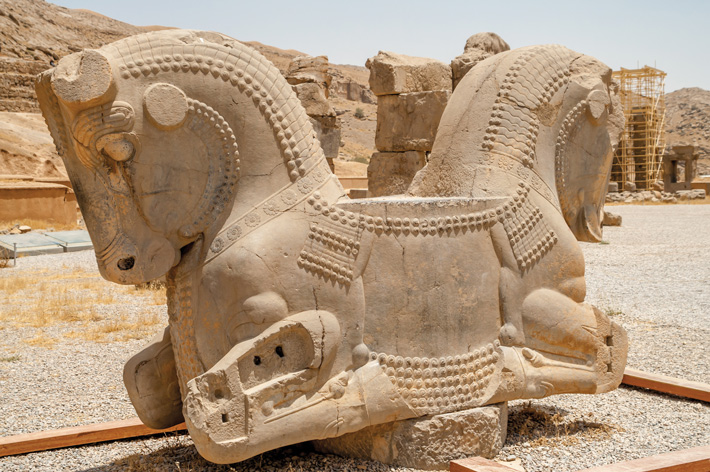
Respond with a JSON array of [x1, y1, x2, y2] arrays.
[[96, 132, 139, 162], [143, 83, 189, 131]]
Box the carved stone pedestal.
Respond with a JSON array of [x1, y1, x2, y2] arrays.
[[313, 403, 507, 470]]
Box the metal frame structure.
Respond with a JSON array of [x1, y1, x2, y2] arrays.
[[611, 66, 667, 190]]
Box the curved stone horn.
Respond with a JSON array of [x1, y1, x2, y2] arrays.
[[51, 49, 116, 108]]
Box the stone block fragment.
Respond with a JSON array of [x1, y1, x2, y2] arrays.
[[607, 182, 619, 193], [314, 403, 507, 470], [310, 116, 341, 159], [367, 151, 427, 197], [375, 91, 450, 152], [624, 181, 637, 192], [348, 188, 368, 199], [332, 80, 377, 104], [451, 33, 510, 90], [366, 51, 452, 96], [603, 210, 622, 226], [292, 82, 334, 117], [286, 55, 331, 92]]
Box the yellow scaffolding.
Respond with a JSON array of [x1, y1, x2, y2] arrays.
[[611, 66, 667, 190]]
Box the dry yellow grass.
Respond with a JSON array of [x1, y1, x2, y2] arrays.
[[1, 272, 113, 327], [66, 311, 163, 343], [507, 402, 620, 447], [24, 334, 57, 348], [134, 281, 168, 306], [0, 218, 81, 231], [0, 268, 167, 345]]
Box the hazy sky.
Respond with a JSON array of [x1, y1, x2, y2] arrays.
[[53, 0, 707, 93]]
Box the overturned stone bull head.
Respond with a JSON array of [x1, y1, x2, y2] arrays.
[[36, 30, 627, 469]]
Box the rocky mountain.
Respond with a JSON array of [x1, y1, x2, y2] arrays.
[[0, 0, 150, 112], [4, 1, 706, 181], [665, 87, 710, 175], [0, 0, 374, 178]]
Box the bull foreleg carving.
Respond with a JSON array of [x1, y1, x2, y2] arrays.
[[123, 327, 184, 429]]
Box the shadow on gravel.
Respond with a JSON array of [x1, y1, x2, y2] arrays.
[[78, 435, 393, 472], [505, 401, 619, 447]]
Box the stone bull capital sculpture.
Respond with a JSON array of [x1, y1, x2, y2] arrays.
[[36, 30, 627, 469]]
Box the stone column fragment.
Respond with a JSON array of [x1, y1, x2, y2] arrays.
[[366, 51, 452, 96], [367, 151, 427, 197], [286, 55, 341, 170], [375, 91, 450, 152], [366, 51, 453, 196]]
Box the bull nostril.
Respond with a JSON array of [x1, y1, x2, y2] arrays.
[[117, 256, 135, 271]]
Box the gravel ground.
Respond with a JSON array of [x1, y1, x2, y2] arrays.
[[0, 204, 708, 471]]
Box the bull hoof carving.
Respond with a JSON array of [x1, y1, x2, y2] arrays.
[[36, 29, 627, 468]]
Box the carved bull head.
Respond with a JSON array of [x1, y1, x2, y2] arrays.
[[36, 40, 241, 284]]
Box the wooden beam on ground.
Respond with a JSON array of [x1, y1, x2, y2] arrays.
[[451, 457, 521, 472], [577, 444, 710, 472], [0, 417, 187, 457], [623, 368, 710, 403]]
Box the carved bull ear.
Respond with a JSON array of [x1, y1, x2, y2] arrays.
[[586, 89, 611, 124], [52, 50, 116, 109]]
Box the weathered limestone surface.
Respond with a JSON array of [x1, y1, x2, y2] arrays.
[[366, 51, 452, 96], [310, 116, 341, 159], [332, 79, 377, 104], [314, 404, 507, 470], [375, 91, 450, 152], [0, 181, 76, 225], [367, 50, 455, 195], [286, 55, 340, 160], [36, 30, 628, 470], [451, 33, 510, 90], [367, 151, 426, 197], [603, 210, 622, 226], [292, 82, 333, 117], [286, 55, 331, 92]]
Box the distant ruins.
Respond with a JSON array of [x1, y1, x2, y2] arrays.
[[663, 144, 698, 192], [285, 55, 341, 172], [37, 29, 627, 468], [611, 66, 667, 191]]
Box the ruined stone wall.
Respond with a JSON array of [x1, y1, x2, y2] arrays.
[[0, 182, 77, 225], [365, 52, 451, 197], [0, 58, 49, 112], [366, 33, 510, 197], [286, 55, 341, 171]]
